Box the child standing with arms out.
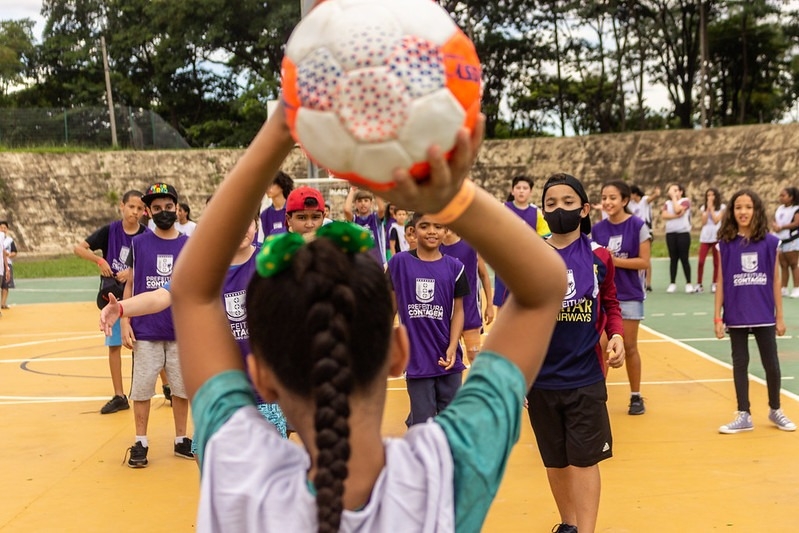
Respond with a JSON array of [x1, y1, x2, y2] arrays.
[[529, 173, 625, 533], [715, 189, 796, 434], [344, 186, 387, 266], [592, 181, 651, 415], [441, 228, 494, 364], [388, 212, 469, 425], [169, 107, 566, 532], [494, 175, 551, 308], [74, 190, 148, 414], [695, 188, 725, 293]]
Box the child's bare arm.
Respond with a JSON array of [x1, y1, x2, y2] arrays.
[[171, 106, 295, 399]]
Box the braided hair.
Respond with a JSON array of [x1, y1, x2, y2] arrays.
[[247, 238, 393, 532]]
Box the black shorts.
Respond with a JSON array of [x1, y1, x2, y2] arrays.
[[1, 264, 14, 289], [527, 380, 613, 468]]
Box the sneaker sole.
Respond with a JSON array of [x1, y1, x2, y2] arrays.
[[719, 426, 753, 434], [628, 409, 646, 415], [127, 461, 148, 468], [772, 423, 797, 432], [174, 451, 195, 460]]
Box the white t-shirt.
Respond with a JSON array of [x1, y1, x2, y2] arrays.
[[664, 198, 691, 234], [699, 204, 725, 243], [629, 196, 653, 226], [175, 220, 197, 236], [0, 231, 5, 275], [774, 205, 799, 241]]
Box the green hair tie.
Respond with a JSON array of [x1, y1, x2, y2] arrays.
[[255, 221, 375, 278]]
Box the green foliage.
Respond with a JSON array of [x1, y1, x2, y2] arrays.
[[0, 19, 36, 99], [14, 255, 98, 278]]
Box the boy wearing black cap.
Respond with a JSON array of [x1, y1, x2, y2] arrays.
[[527, 173, 625, 533], [122, 182, 191, 468]]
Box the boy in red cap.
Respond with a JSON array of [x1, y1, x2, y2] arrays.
[[285, 186, 326, 235]]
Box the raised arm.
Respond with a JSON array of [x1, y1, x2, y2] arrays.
[[170, 106, 296, 399], [343, 187, 356, 221]]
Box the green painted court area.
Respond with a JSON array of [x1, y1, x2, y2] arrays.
[[9, 259, 799, 397]]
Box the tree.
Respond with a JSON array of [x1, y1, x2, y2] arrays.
[[0, 19, 36, 101]]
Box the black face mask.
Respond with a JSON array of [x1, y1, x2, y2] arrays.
[[152, 210, 177, 230], [544, 207, 584, 235]]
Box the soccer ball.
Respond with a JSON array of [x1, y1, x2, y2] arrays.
[[281, 0, 482, 190]]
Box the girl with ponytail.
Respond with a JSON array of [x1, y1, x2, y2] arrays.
[[170, 105, 566, 532]]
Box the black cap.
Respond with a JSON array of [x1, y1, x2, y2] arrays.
[[542, 173, 592, 235], [141, 183, 179, 206]]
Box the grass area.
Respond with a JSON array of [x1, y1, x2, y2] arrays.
[[0, 144, 110, 154], [14, 255, 98, 278]]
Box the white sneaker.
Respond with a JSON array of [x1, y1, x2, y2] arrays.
[[685, 283, 693, 293], [769, 409, 797, 431], [791, 288, 799, 299], [711, 283, 717, 293], [781, 287, 789, 297], [693, 284, 704, 294], [666, 283, 676, 293], [719, 411, 753, 434]]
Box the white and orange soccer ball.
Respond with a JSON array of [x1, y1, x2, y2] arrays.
[[281, 0, 482, 190]]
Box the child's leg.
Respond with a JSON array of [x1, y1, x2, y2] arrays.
[[623, 319, 642, 394], [787, 251, 799, 289], [406, 377, 437, 426], [752, 326, 782, 410], [696, 242, 711, 286], [461, 328, 482, 365], [163, 341, 189, 436], [434, 372, 464, 414], [666, 233, 679, 283], [778, 250, 790, 288], [677, 232, 692, 283], [728, 328, 752, 412]]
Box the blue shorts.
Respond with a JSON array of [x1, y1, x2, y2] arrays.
[[619, 300, 644, 321], [104, 320, 122, 347]]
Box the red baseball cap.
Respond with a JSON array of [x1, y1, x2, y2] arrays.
[[286, 187, 325, 213]]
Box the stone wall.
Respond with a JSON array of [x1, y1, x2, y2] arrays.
[[2, 122, 798, 254]]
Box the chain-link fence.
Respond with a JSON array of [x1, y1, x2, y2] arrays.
[[0, 106, 189, 149]]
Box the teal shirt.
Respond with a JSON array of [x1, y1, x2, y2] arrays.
[[192, 352, 526, 532]]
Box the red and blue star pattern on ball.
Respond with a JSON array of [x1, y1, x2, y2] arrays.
[[389, 36, 445, 99], [332, 24, 399, 71], [337, 68, 410, 143], [297, 47, 344, 111]]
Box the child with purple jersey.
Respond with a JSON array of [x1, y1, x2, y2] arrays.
[[344, 186, 387, 266], [388, 212, 470, 426], [592, 180, 651, 415], [100, 215, 288, 439], [259, 170, 294, 239], [74, 190, 148, 414], [440, 228, 494, 364], [714, 189, 796, 434], [121, 182, 192, 468], [494, 175, 551, 308], [530, 173, 625, 533]]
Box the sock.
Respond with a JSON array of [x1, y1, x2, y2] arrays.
[[175, 435, 187, 445], [136, 436, 148, 448], [631, 392, 641, 399]]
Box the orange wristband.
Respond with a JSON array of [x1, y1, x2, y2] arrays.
[[713, 318, 723, 324], [119, 304, 124, 318], [429, 179, 476, 225]]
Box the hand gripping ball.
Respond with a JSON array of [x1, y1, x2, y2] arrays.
[[281, 0, 482, 189]]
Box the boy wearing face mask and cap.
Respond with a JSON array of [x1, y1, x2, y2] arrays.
[[526, 173, 625, 533], [121, 182, 193, 468]]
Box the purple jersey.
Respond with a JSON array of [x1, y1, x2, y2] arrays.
[[495, 202, 542, 306], [260, 205, 286, 237], [388, 252, 466, 378], [534, 235, 604, 390], [130, 232, 188, 340], [440, 239, 482, 330], [105, 221, 142, 275], [591, 216, 648, 302], [354, 212, 386, 266], [719, 234, 779, 327]]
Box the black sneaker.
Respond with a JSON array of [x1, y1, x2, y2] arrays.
[[552, 524, 578, 533], [628, 395, 646, 415], [100, 395, 130, 414], [127, 442, 148, 468], [162, 384, 172, 405], [174, 437, 194, 460]]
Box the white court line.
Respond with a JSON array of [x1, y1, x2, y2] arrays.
[[0, 334, 103, 350], [640, 336, 794, 342], [0, 355, 132, 364], [0, 394, 167, 406], [3, 331, 100, 339], [641, 324, 799, 403], [13, 288, 94, 293]]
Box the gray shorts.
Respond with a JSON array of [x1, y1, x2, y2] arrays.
[[619, 300, 645, 321], [130, 340, 186, 401]]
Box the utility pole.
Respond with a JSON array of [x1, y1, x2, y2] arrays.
[[698, 0, 709, 128], [100, 36, 118, 147]]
